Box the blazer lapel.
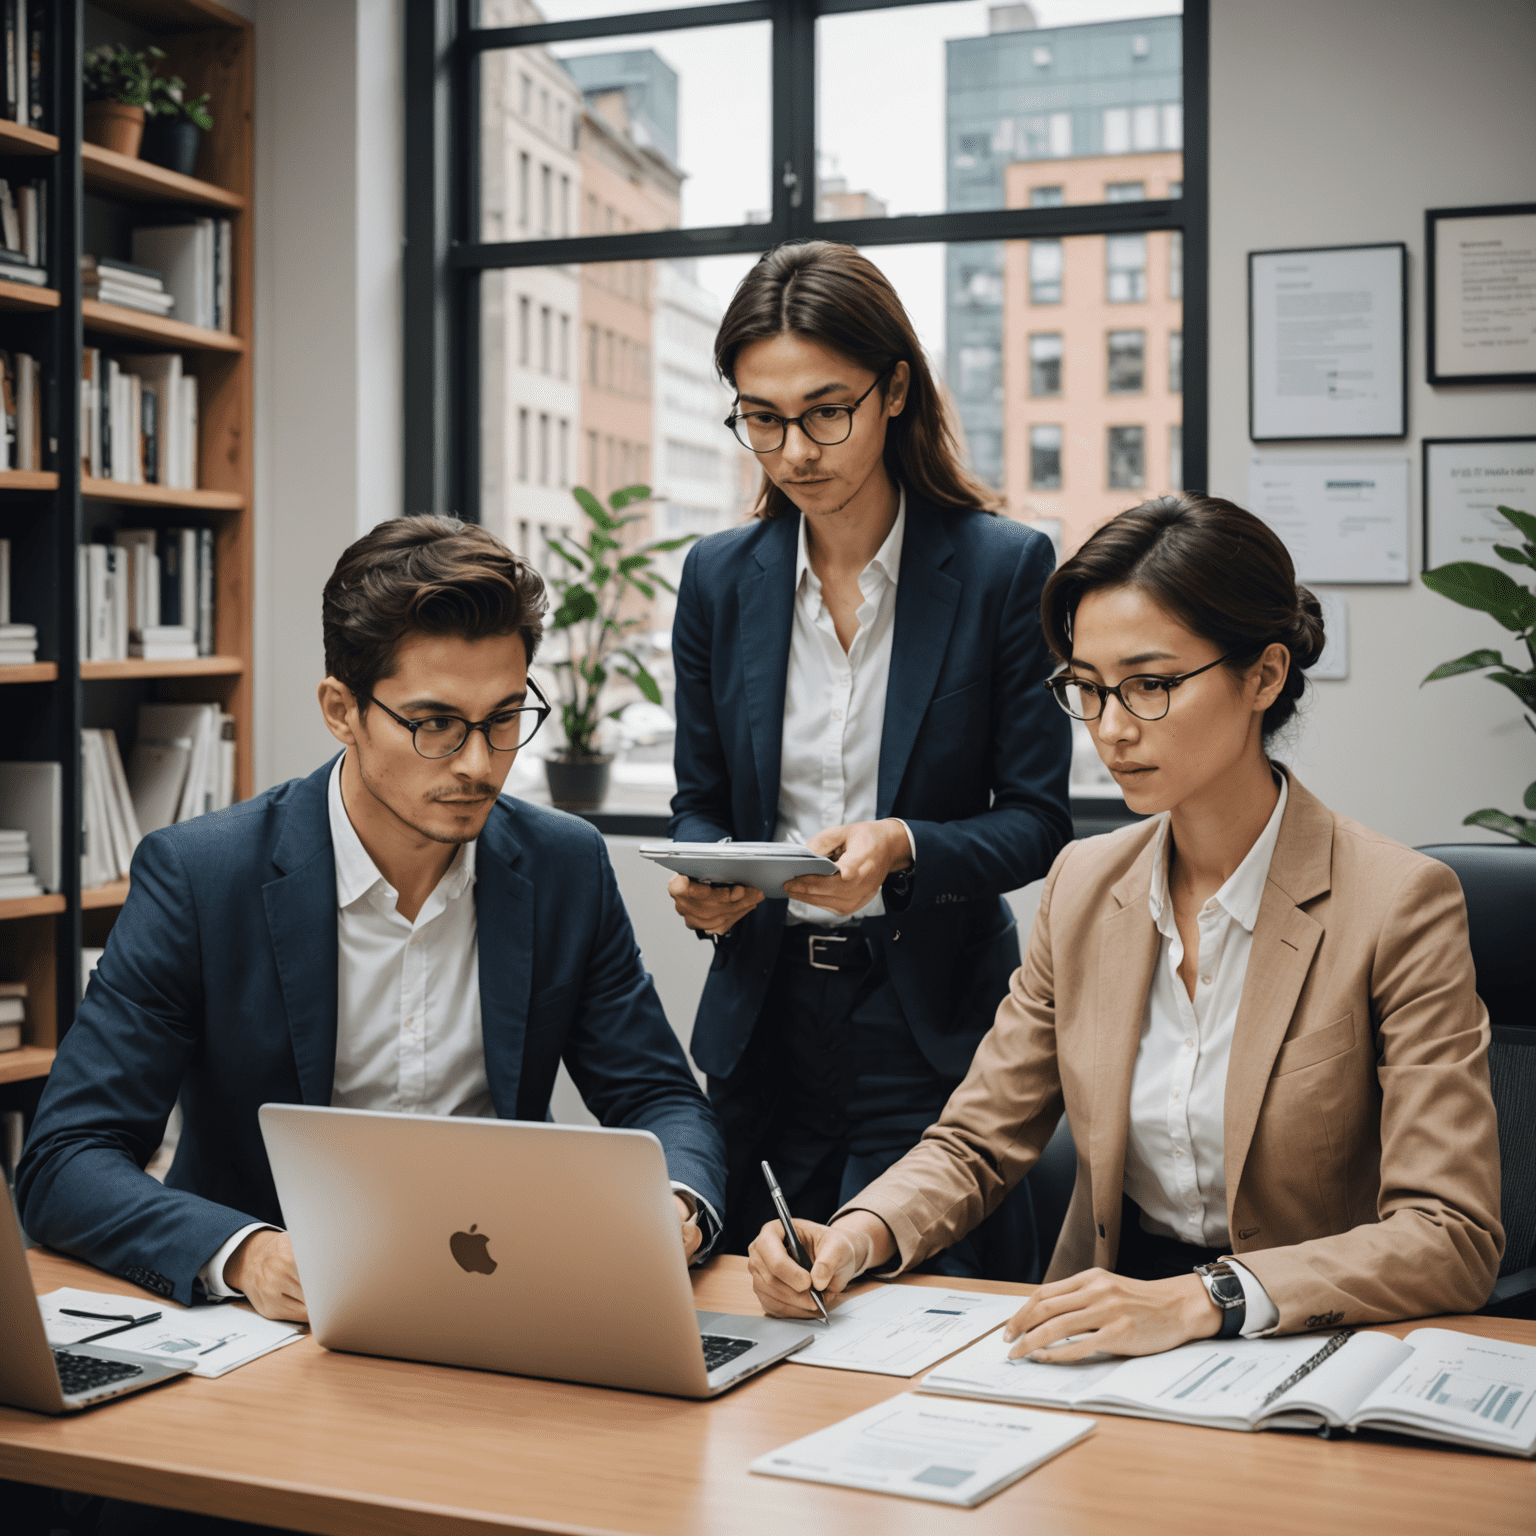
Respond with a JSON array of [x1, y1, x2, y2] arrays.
[[1221, 771, 1333, 1221], [1089, 840, 1161, 1261], [877, 503, 961, 816], [739, 512, 798, 836], [475, 804, 535, 1119], [262, 759, 340, 1107]]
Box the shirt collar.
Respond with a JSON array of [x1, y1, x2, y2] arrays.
[[1147, 769, 1289, 934], [794, 487, 906, 593], [327, 754, 477, 912]]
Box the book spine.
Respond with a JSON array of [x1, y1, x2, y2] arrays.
[[157, 531, 180, 627], [0, 535, 9, 625], [197, 528, 214, 656], [142, 383, 157, 485]]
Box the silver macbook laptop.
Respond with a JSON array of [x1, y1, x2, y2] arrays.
[[259, 1104, 813, 1398], [0, 1194, 191, 1414]]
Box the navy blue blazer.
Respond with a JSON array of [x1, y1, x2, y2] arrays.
[[17, 758, 726, 1305], [670, 496, 1073, 1082]]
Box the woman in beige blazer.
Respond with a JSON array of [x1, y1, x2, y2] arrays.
[[749, 494, 1503, 1355]]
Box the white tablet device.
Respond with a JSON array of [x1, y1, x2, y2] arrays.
[[638, 842, 839, 901]]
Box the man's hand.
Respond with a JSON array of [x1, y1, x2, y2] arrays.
[[747, 1212, 896, 1318], [668, 874, 765, 936], [223, 1230, 308, 1322], [781, 820, 913, 916], [675, 1194, 703, 1264], [1001, 1268, 1222, 1361]]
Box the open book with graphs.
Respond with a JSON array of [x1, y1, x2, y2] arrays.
[[920, 1327, 1536, 1457]]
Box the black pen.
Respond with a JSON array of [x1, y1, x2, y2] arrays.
[[761, 1160, 829, 1325], [72, 1311, 163, 1344]]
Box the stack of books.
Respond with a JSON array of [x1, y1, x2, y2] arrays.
[[0, 981, 25, 1053], [1, 349, 42, 469], [81, 348, 199, 488], [0, 537, 36, 664], [127, 703, 236, 833], [132, 220, 233, 333], [0, 175, 46, 285], [0, 826, 42, 900], [0, 760, 60, 895], [81, 255, 174, 315], [80, 727, 141, 889], [77, 527, 213, 662]]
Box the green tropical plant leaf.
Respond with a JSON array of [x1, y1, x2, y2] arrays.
[[643, 534, 700, 553], [630, 578, 655, 599], [1487, 671, 1536, 708], [650, 573, 678, 596], [609, 484, 652, 510], [573, 486, 606, 522], [1462, 808, 1536, 846], [552, 588, 598, 627], [545, 534, 585, 569], [1493, 543, 1536, 571], [616, 554, 649, 573], [1497, 505, 1536, 546], [1421, 562, 1536, 631], [1421, 648, 1507, 684], [1526, 780, 1536, 811]]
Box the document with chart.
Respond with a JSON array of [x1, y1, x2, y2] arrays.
[[920, 1327, 1536, 1456], [786, 1285, 1019, 1377]]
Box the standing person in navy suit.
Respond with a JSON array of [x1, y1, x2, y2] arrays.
[[667, 241, 1072, 1274], [19, 517, 725, 1320]]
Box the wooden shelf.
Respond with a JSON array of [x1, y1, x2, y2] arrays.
[[82, 477, 245, 512], [92, 0, 251, 33], [0, 1045, 55, 1085], [0, 894, 65, 922], [83, 143, 246, 211], [0, 470, 59, 491], [0, 120, 58, 156], [0, 278, 58, 311], [81, 880, 131, 911], [0, 663, 57, 684], [81, 654, 243, 681], [82, 298, 244, 353]]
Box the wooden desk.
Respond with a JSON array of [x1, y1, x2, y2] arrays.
[[3, 1250, 1532, 1535]]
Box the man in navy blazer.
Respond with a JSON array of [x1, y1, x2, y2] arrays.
[[18, 517, 725, 1317]]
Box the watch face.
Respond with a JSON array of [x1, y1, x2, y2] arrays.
[[1211, 1274, 1244, 1307]]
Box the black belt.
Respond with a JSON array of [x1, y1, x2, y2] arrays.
[[780, 925, 874, 972]]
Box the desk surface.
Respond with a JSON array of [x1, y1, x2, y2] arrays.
[[3, 1250, 1533, 1535]]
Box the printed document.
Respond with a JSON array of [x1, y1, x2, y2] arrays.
[[750, 1392, 1093, 1506], [41, 1286, 305, 1380], [787, 1284, 1018, 1377]]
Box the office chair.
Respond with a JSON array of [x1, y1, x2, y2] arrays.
[[1419, 843, 1536, 1320]]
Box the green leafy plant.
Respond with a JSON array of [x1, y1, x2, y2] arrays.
[[148, 74, 214, 132], [543, 485, 697, 760], [83, 43, 163, 108], [1421, 504, 1536, 845]]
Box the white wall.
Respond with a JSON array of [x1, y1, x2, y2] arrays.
[[1209, 0, 1536, 847], [252, 0, 404, 792]]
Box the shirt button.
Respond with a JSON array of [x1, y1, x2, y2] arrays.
[[1184, 1037, 1193, 1049], [1173, 1089, 1181, 1099], [832, 710, 843, 721], [1173, 1148, 1183, 1158], [1199, 975, 1211, 985]]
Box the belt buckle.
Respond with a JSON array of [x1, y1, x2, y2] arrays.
[[807, 933, 848, 971]]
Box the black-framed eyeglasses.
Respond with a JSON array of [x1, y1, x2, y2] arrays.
[[362, 676, 553, 759], [724, 366, 894, 454], [1043, 653, 1237, 722]]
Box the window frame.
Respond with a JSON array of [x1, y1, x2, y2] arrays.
[[403, 0, 1209, 520]]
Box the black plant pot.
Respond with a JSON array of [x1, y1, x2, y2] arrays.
[[545, 754, 613, 812], [141, 116, 203, 178]]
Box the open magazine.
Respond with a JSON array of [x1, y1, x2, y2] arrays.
[[920, 1327, 1536, 1457]]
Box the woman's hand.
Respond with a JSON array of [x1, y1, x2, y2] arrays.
[[748, 1212, 895, 1318], [1001, 1268, 1222, 1361], [781, 819, 912, 915], [667, 874, 764, 936]]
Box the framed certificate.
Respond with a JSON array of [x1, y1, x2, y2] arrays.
[[1249, 243, 1408, 442], [1422, 437, 1536, 572], [1248, 457, 1410, 585], [1427, 204, 1536, 385]]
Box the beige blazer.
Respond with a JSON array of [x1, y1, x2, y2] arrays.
[[841, 769, 1504, 1332]]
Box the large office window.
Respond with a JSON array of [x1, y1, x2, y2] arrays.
[[408, 0, 1206, 566]]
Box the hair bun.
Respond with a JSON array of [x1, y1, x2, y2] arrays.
[[1287, 585, 1326, 673]]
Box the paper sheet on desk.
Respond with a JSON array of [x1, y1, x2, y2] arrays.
[[41, 1287, 305, 1379], [786, 1285, 1019, 1377]]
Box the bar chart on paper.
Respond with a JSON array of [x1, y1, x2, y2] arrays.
[[1395, 1360, 1533, 1428]]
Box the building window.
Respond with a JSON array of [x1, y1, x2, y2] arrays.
[[539, 306, 551, 373], [1169, 425, 1183, 491], [1106, 233, 1147, 303], [517, 153, 529, 229], [559, 174, 570, 236], [1107, 330, 1145, 394], [1029, 185, 1063, 208], [517, 519, 529, 560], [1029, 333, 1062, 397], [538, 413, 549, 485], [1169, 331, 1183, 394], [559, 418, 569, 486], [519, 74, 531, 116], [1105, 181, 1144, 202], [517, 409, 529, 483], [1030, 425, 1062, 490], [588, 325, 599, 385], [1108, 425, 1145, 489], [517, 296, 529, 367], [586, 429, 599, 485], [559, 314, 570, 379], [958, 345, 1001, 399], [1029, 240, 1063, 305], [1169, 230, 1183, 299], [540, 165, 552, 236]]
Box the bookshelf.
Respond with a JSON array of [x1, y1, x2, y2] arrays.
[[0, 0, 254, 1099]]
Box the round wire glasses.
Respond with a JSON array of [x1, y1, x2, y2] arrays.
[[723, 366, 893, 454], [363, 676, 553, 759], [1043, 654, 1236, 722]]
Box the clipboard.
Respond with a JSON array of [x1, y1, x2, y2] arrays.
[[637, 842, 839, 901]]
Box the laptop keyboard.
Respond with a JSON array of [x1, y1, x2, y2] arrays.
[[700, 1333, 756, 1374], [54, 1349, 145, 1398]]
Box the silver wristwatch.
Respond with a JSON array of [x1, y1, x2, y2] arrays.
[[1193, 1261, 1246, 1339]]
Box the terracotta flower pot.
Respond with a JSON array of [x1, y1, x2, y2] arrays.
[[84, 101, 146, 158], [545, 754, 614, 812]]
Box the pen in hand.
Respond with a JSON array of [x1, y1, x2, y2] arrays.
[[761, 1160, 829, 1325]]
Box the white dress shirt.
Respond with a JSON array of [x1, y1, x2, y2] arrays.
[[1121, 772, 1289, 1335], [773, 494, 915, 926], [201, 758, 714, 1296]]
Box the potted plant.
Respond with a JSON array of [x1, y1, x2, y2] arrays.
[[541, 484, 696, 811], [82, 44, 161, 158], [1422, 504, 1536, 844], [143, 73, 214, 179]]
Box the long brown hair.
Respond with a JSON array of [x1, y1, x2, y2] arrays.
[[714, 241, 1000, 518], [1039, 495, 1325, 738]]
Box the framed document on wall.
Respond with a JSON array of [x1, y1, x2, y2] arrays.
[[1249, 243, 1408, 442], [1427, 204, 1536, 385], [1423, 437, 1536, 571]]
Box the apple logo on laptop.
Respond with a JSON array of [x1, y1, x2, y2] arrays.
[[449, 1224, 497, 1275]]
